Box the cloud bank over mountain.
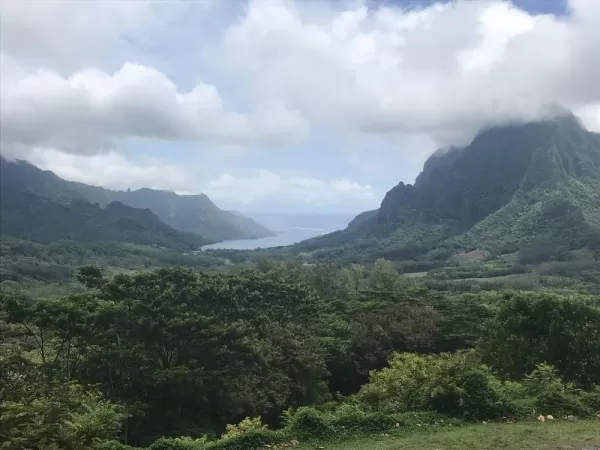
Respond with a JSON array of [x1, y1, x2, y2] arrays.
[[1, 0, 599, 211]]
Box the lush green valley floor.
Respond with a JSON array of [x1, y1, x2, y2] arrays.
[[302, 421, 600, 450]]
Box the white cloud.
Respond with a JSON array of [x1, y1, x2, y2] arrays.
[[0, 61, 308, 156], [220, 0, 600, 144], [4, 0, 600, 157], [205, 170, 378, 211], [2, 0, 600, 212], [20, 148, 376, 212], [23, 148, 196, 193], [577, 104, 600, 132]]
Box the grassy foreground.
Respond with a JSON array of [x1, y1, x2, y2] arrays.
[[299, 421, 600, 450]]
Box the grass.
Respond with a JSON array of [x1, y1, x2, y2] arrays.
[[298, 420, 600, 450]]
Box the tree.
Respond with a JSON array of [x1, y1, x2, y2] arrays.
[[1, 268, 330, 445], [479, 293, 600, 387]]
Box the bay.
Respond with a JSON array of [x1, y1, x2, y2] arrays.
[[202, 227, 327, 250], [202, 212, 357, 250]]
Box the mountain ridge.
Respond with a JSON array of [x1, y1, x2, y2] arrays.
[[0, 186, 208, 250], [290, 115, 600, 263], [0, 158, 274, 243]]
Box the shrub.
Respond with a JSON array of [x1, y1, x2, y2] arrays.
[[580, 386, 600, 412], [523, 364, 568, 396], [455, 370, 519, 420], [522, 364, 594, 417], [354, 351, 529, 421], [533, 390, 592, 417], [429, 368, 521, 420], [355, 353, 447, 413], [285, 407, 336, 440], [222, 417, 266, 439]]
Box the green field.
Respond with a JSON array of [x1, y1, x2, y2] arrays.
[[300, 421, 600, 450]]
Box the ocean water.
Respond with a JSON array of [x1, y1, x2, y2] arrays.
[[202, 212, 357, 250], [202, 227, 327, 250]]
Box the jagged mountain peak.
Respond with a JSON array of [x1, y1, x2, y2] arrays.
[[292, 116, 600, 263], [382, 116, 599, 225]]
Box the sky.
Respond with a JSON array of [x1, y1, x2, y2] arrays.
[[1, 0, 599, 213]]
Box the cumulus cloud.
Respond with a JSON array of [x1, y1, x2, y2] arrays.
[[23, 148, 196, 193], [0, 60, 308, 156], [22, 148, 376, 211], [3, 0, 600, 210], [205, 170, 378, 211], [4, 0, 600, 159], [220, 0, 600, 143]]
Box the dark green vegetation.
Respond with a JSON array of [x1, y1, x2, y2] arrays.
[[0, 189, 208, 250], [1, 264, 599, 449], [0, 158, 267, 295], [0, 157, 273, 242], [0, 237, 227, 297]]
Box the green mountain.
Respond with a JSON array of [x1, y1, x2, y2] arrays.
[[0, 187, 208, 250], [0, 159, 274, 242], [292, 115, 600, 263]]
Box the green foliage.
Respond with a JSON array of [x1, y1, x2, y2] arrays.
[[206, 430, 289, 450], [222, 417, 266, 439], [479, 293, 600, 387], [522, 364, 595, 417], [0, 378, 127, 450], [581, 386, 600, 411], [354, 351, 520, 420], [286, 407, 336, 440], [446, 370, 517, 420], [2, 262, 600, 448], [148, 436, 208, 450], [2, 267, 329, 444], [0, 237, 228, 296], [76, 265, 107, 289], [352, 349, 598, 424]]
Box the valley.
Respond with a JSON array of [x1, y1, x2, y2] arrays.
[[2, 117, 600, 450], [3, 1, 600, 447], [2, 97, 600, 450]]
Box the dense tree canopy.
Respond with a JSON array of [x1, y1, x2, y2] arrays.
[[2, 263, 599, 448]]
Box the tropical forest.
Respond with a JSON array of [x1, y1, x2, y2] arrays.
[[1, 1, 600, 449]]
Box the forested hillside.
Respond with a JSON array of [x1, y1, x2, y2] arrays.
[[4, 0, 600, 448], [288, 116, 600, 264], [0, 158, 274, 242], [0, 187, 208, 251], [1, 264, 599, 449]]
